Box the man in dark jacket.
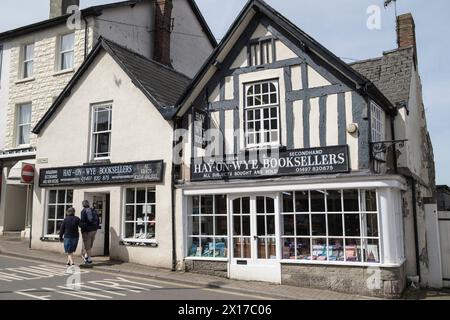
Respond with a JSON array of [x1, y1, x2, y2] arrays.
[[80, 200, 99, 265], [59, 207, 80, 266]]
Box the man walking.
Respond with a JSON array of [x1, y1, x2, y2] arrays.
[[80, 200, 100, 265]]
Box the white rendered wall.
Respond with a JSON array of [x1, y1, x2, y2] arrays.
[[95, 1, 155, 60], [32, 51, 175, 268], [170, 0, 215, 78]]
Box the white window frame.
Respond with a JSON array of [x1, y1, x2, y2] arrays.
[[22, 43, 34, 79], [58, 33, 75, 71], [44, 189, 74, 238], [187, 194, 229, 260], [371, 102, 385, 143], [122, 186, 157, 243], [16, 103, 32, 147], [244, 80, 280, 149], [90, 103, 112, 161], [280, 189, 382, 266]]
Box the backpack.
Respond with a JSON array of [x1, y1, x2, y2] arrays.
[[82, 207, 100, 231]]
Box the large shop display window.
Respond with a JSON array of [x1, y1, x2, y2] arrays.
[[188, 195, 228, 258], [281, 189, 380, 264], [123, 187, 156, 241], [45, 189, 74, 237]]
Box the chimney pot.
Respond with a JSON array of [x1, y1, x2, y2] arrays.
[[50, 0, 80, 19]]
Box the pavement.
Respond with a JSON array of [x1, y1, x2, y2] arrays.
[[0, 255, 270, 300], [0, 235, 375, 300]]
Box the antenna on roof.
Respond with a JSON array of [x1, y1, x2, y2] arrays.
[[384, 0, 398, 17]]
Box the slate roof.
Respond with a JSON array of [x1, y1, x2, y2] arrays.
[[104, 38, 191, 108], [349, 46, 415, 106], [33, 37, 191, 133]]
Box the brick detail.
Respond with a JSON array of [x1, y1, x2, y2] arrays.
[[153, 0, 173, 66], [397, 13, 416, 49]]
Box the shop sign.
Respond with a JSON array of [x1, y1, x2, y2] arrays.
[[39, 161, 164, 187], [192, 107, 208, 149], [191, 145, 350, 181]]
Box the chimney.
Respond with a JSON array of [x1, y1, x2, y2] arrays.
[[153, 0, 173, 66], [50, 0, 80, 19], [397, 13, 417, 50]]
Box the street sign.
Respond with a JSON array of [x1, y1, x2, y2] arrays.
[[21, 163, 35, 184]]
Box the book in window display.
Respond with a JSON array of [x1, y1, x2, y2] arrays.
[[366, 244, 379, 263]]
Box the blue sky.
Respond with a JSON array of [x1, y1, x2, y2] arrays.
[[1, 0, 449, 184]]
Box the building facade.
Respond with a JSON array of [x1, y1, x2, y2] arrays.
[[172, 0, 437, 298], [31, 38, 190, 268], [0, 0, 215, 236]]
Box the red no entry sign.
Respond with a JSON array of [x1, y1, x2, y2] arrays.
[[21, 163, 35, 184]]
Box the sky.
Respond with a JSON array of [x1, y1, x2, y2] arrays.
[[1, 0, 449, 184]]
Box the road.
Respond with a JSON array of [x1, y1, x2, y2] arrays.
[[0, 255, 267, 300]]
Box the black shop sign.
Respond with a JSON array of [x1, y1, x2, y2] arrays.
[[191, 146, 350, 181], [39, 160, 164, 187]]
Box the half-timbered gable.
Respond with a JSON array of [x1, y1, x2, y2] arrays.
[[176, 0, 394, 176]]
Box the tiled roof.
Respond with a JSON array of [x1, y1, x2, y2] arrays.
[[349, 46, 415, 105], [103, 38, 191, 108], [33, 37, 191, 133]]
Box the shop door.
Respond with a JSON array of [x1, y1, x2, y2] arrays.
[[85, 193, 109, 257], [229, 195, 281, 283]]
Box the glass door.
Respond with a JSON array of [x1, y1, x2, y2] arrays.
[[229, 194, 281, 283], [230, 195, 280, 264]]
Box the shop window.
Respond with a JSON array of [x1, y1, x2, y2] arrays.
[[123, 187, 156, 241], [91, 104, 112, 160], [44, 190, 73, 237], [244, 80, 280, 148], [16, 103, 32, 146], [58, 33, 75, 70], [21, 43, 34, 79], [281, 189, 381, 264], [188, 195, 228, 258], [248, 39, 274, 66]]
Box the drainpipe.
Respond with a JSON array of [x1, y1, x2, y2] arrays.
[[170, 119, 179, 272], [410, 178, 421, 279], [390, 114, 398, 174], [83, 15, 89, 59]]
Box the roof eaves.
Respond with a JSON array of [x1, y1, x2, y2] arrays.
[[100, 39, 166, 113], [173, 0, 257, 117], [32, 39, 105, 134], [0, 0, 145, 42]]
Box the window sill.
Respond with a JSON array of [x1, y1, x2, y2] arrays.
[[84, 159, 111, 165], [280, 259, 389, 268], [15, 77, 35, 84], [40, 236, 60, 242], [53, 68, 75, 77], [119, 240, 158, 247], [185, 257, 228, 262]]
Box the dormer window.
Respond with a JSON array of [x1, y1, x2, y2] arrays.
[[248, 38, 274, 67]]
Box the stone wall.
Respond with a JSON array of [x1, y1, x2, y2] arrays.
[[5, 22, 94, 150], [184, 260, 228, 278], [281, 263, 406, 298]]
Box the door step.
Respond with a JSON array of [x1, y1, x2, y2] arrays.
[[2, 231, 23, 239]]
